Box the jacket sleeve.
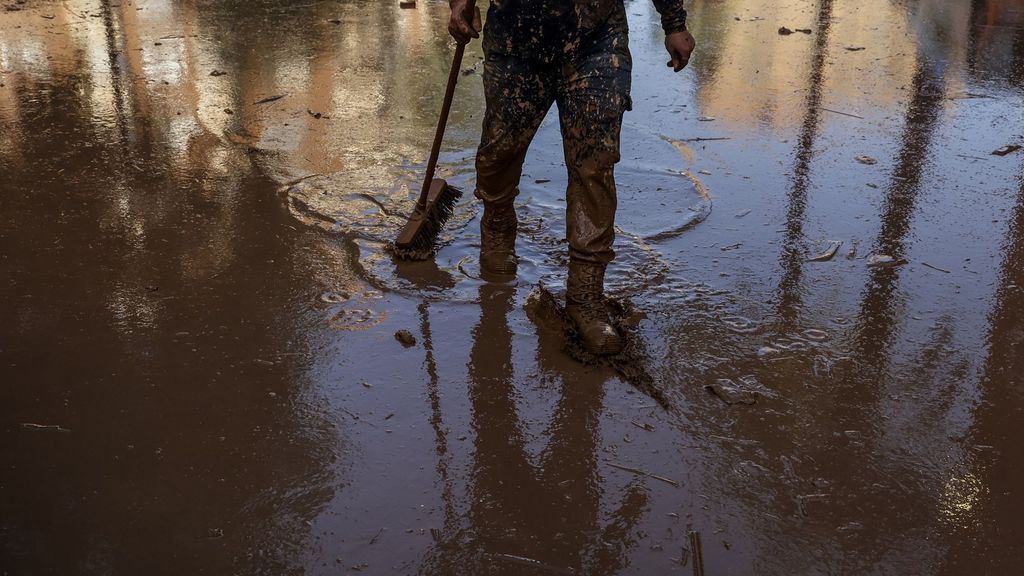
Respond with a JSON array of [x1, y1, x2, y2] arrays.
[[653, 0, 688, 33]]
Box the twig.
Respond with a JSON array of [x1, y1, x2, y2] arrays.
[[921, 262, 951, 274], [630, 420, 655, 432], [689, 531, 705, 576], [820, 107, 864, 119], [490, 553, 575, 575], [606, 462, 680, 487], [369, 527, 384, 545], [679, 137, 732, 142], [253, 94, 287, 105], [21, 423, 70, 432]]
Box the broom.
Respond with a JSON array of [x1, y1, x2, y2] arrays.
[[392, 4, 480, 260]]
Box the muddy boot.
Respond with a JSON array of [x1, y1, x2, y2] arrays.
[[566, 261, 622, 356], [479, 202, 518, 276]]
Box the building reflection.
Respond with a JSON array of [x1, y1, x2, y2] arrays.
[[940, 168, 1024, 574], [0, 1, 346, 572]]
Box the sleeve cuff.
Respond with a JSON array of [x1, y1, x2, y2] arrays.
[[661, 12, 688, 34]]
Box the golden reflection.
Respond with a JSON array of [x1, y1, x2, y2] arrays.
[[939, 469, 985, 528], [686, 0, 981, 129]]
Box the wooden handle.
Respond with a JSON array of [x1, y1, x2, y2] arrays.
[[415, 3, 478, 209]]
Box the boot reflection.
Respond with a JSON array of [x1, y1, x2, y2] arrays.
[[423, 283, 647, 574]]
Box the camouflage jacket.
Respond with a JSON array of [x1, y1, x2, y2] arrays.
[[477, 0, 687, 62]]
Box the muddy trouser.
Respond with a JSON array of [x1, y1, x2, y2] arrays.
[[474, 21, 632, 266]]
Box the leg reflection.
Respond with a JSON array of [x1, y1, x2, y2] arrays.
[[421, 283, 648, 574]]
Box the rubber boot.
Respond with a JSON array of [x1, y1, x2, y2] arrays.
[[480, 202, 518, 276], [565, 261, 622, 355]]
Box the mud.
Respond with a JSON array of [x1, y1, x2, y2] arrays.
[[2, 0, 1024, 574], [524, 285, 669, 409]]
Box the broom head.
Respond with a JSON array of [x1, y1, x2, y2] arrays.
[[392, 178, 462, 260]]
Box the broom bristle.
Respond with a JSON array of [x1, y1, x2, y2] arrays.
[[391, 184, 462, 260]]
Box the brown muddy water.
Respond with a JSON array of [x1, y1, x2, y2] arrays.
[[2, 0, 1023, 574]]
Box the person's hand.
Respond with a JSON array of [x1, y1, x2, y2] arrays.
[[665, 30, 696, 72], [448, 0, 481, 44]]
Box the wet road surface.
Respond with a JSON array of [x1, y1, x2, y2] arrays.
[[2, 0, 1023, 574]]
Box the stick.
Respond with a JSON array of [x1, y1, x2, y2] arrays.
[[606, 462, 680, 487], [820, 107, 864, 119], [921, 262, 951, 273], [689, 531, 705, 576], [490, 553, 575, 575], [21, 423, 70, 432], [679, 137, 732, 142]]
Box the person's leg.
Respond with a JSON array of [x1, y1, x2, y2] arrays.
[[556, 19, 632, 354], [475, 51, 555, 275]]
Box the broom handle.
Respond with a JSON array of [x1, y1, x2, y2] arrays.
[[417, 4, 476, 209]]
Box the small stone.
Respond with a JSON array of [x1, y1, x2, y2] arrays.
[[394, 330, 417, 347]]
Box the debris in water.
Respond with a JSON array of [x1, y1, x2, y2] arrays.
[[631, 420, 655, 432], [535, 178, 551, 184], [855, 155, 877, 165], [209, 69, 226, 77], [461, 67, 476, 76], [21, 423, 70, 432], [705, 379, 757, 405], [797, 493, 829, 516], [846, 240, 859, 260], [806, 240, 842, 262], [253, 94, 286, 105], [778, 26, 794, 35], [921, 262, 951, 274], [606, 461, 680, 487], [307, 108, 324, 119], [866, 254, 906, 268], [689, 531, 705, 576], [394, 330, 417, 347], [327, 18, 341, 24], [795, 28, 812, 34], [399, 1, 416, 8], [822, 107, 864, 119], [845, 46, 866, 51], [992, 144, 1021, 157], [489, 553, 574, 575], [735, 209, 751, 218], [223, 108, 234, 115], [697, 116, 716, 122]]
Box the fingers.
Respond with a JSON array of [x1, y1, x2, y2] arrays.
[[448, 15, 479, 43], [666, 50, 688, 72]]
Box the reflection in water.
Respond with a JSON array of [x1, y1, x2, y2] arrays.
[[422, 284, 647, 574], [941, 171, 1024, 573], [851, 32, 948, 363], [775, 0, 835, 326], [0, 1, 337, 573], [3, 0, 1024, 572]]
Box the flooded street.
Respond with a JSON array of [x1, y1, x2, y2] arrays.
[[2, 0, 1023, 573]]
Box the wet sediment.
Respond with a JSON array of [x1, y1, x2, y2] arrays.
[[3, 0, 1024, 574]]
